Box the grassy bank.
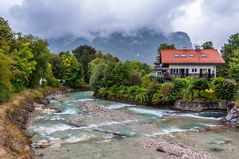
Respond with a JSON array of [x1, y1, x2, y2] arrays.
[[0, 87, 59, 159]]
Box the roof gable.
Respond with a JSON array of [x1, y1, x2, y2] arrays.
[[160, 49, 225, 64]]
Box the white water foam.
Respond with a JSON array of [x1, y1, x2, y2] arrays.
[[64, 134, 95, 143], [78, 99, 96, 102], [34, 115, 65, 121], [62, 108, 80, 114], [34, 123, 79, 134], [145, 127, 190, 136], [177, 114, 223, 120], [79, 119, 139, 130], [108, 103, 136, 110], [129, 108, 174, 117]]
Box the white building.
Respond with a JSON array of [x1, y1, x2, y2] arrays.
[[155, 49, 225, 79]]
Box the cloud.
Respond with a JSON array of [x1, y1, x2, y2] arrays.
[[6, 0, 191, 39], [1, 0, 239, 48], [172, 0, 239, 48]]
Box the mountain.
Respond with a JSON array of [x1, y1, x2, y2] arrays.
[[48, 28, 192, 64]]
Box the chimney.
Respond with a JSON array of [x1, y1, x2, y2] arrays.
[[194, 45, 201, 52]]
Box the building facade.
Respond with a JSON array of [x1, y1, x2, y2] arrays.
[[155, 49, 225, 79]]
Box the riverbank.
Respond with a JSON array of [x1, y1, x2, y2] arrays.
[[95, 93, 228, 112], [0, 87, 72, 159]]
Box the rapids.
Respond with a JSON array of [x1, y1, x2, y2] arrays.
[[27, 91, 239, 159]]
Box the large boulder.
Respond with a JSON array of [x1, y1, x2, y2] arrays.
[[223, 103, 239, 128]]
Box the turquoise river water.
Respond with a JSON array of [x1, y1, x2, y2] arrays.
[[27, 91, 239, 159]]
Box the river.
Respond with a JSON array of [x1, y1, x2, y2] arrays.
[[27, 91, 239, 159]]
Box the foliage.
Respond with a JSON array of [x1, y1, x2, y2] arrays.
[[124, 74, 142, 86], [152, 91, 163, 105], [219, 33, 239, 76], [172, 78, 189, 94], [212, 78, 237, 100], [72, 45, 96, 82], [192, 78, 210, 91], [228, 49, 239, 82], [12, 42, 37, 91], [160, 83, 173, 96], [142, 75, 153, 88], [89, 62, 106, 91], [202, 41, 214, 49], [0, 80, 11, 103], [27, 37, 51, 88], [46, 77, 60, 88], [59, 52, 84, 88], [124, 60, 153, 76], [135, 90, 149, 104]]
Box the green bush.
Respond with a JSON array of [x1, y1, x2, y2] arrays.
[[98, 87, 108, 97], [135, 90, 149, 104], [152, 91, 164, 105], [0, 81, 11, 103], [172, 78, 189, 93], [213, 78, 236, 100], [192, 78, 210, 90], [127, 86, 145, 96], [47, 77, 60, 88], [141, 75, 152, 88], [160, 83, 173, 96]]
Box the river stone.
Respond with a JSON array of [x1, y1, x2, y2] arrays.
[[226, 114, 233, 121], [42, 108, 61, 114], [224, 105, 239, 128], [36, 139, 50, 148]]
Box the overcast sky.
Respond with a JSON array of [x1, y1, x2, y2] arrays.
[[1, 0, 239, 48]]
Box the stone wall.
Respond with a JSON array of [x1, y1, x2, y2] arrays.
[[223, 106, 239, 128], [173, 101, 227, 112]]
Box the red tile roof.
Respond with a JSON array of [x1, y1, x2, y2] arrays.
[[160, 49, 225, 64]]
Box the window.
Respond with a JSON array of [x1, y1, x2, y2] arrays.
[[175, 54, 179, 57], [200, 53, 207, 58], [189, 54, 194, 57], [192, 68, 197, 73], [171, 68, 179, 74], [181, 54, 186, 58]]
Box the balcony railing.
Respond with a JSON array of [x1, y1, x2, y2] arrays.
[[159, 73, 215, 79]]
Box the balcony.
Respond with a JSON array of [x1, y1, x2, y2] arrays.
[[159, 73, 215, 79]]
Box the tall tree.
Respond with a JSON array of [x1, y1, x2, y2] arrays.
[[202, 41, 214, 49], [228, 49, 239, 82], [0, 17, 13, 53], [72, 45, 96, 82], [26, 36, 51, 88], [218, 33, 239, 77]]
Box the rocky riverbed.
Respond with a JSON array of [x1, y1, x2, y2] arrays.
[[27, 91, 239, 159], [224, 104, 239, 128]]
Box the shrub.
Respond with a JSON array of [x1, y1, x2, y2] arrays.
[[152, 91, 164, 105], [172, 78, 189, 94], [98, 87, 108, 97], [213, 78, 237, 100], [192, 78, 210, 90], [127, 86, 144, 96], [0, 81, 11, 103], [160, 83, 173, 96], [147, 82, 161, 90], [124, 74, 141, 86], [212, 77, 224, 86], [142, 75, 152, 88], [73, 78, 84, 88], [46, 77, 60, 88], [135, 90, 149, 104]]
